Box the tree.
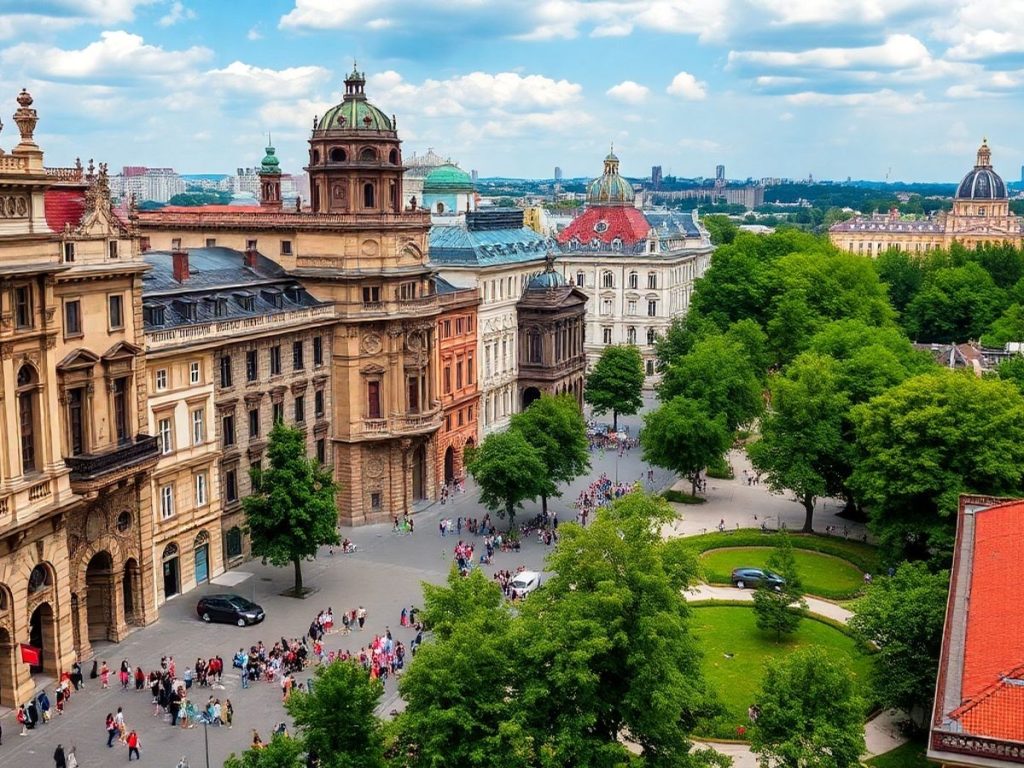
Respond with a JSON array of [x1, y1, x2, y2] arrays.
[[748, 354, 848, 532], [702, 214, 739, 245], [510, 394, 589, 516], [904, 263, 1007, 343], [981, 302, 1024, 347], [997, 354, 1024, 393], [751, 532, 807, 641], [243, 422, 339, 593], [643, 396, 731, 496], [223, 735, 305, 768], [584, 345, 644, 431], [466, 429, 548, 529], [873, 248, 924, 315], [750, 647, 865, 768], [286, 659, 385, 768], [851, 370, 1024, 561], [849, 562, 949, 728]]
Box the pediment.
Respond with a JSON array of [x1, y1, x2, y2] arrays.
[[101, 341, 142, 362], [57, 348, 100, 373], [360, 363, 387, 375]]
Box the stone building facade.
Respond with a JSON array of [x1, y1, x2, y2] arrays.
[[0, 91, 161, 706], [435, 279, 480, 487]]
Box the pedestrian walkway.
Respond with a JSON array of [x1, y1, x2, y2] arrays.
[[686, 584, 852, 623]]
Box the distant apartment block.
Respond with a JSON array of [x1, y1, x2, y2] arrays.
[[112, 166, 186, 203]]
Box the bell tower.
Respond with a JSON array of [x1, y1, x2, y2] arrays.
[[258, 138, 282, 209]]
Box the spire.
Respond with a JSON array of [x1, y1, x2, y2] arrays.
[[976, 138, 992, 169], [344, 60, 366, 98]]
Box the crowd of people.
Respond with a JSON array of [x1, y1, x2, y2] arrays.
[[575, 473, 639, 525]]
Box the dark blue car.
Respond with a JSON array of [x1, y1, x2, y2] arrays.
[[731, 568, 785, 590]]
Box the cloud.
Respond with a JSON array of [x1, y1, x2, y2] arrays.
[[205, 61, 331, 99], [158, 1, 195, 26], [606, 80, 650, 104], [784, 88, 927, 114], [678, 137, 721, 152], [246, 26, 263, 40], [0, 0, 159, 38], [729, 34, 932, 71], [666, 71, 708, 100], [369, 70, 583, 113], [938, 0, 1024, 60]]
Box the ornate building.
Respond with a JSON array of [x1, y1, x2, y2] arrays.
[[139, 67, 441, 525], [555, 150, 713, 380], [516, 258, 587, 409], [435, 279, 480, 486], [0, 91, 160, 706], [831, 140, 1024, 255]]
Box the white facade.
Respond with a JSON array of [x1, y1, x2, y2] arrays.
[[112, 167, 186, 203]]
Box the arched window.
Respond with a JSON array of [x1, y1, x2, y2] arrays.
[[162, 543, 179, 560], [28, 564, 52, 593], [602, 271, 614, 289], [360, 147, 377, 162], [576, 271, 585, 287], [194, 530, 210, 547], [611, 238, 623, 251], [16, 364, 38, 473], [311, 149, 320, 164], [363, 183, 375, 208], [628, 271, 638, 289], [116, 511, 132, 533], [329, 147, 346, 162], [436, 202, 445, 214], [388, 149, 399, 164]]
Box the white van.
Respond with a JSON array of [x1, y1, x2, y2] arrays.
[[510, 570, 541, 598]]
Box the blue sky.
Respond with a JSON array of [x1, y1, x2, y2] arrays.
[[3, 0, 1024, 183]]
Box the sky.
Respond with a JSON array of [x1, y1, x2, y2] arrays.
[[3, 0, 1024, 183]]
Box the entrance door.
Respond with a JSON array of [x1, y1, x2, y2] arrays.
[[0, 627, 13, 708], [85, 551, 115, 643], [28, 603, 54, 674], [194, 544, 209, 585], [412, 444, 426, 500], [444, 446, 455, 484], [162, 544, 180, 600]]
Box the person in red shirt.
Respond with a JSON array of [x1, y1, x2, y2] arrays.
[[126, 730, 140, 761]]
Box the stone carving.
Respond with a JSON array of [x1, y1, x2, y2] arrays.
[[361, 332, 382, 355], [365, 453, 385, 478], [0, 196, 28, 218]]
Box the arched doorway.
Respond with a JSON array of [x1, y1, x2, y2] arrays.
[[412, 444, 426, 501], [85, 551, 115, 643], [194, 531, 210, 585], [28, 602, 55, 674], [522, 387, 541, 410], [123, 559, 142, 626], [443, 445, 455, 484], [162, 544, 180, 600], [0, 626, 14, 708]]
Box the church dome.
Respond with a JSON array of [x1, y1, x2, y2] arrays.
[[260, 142, 281, 175], [316, 65, 394, 133], [423, 164, 474, 193], [527, 255, 566, 290], [586, 147, 634, 205], [956, 139, 1006, 200]]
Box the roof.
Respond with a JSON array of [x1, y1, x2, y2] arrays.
[[44, 187, 86, 232], [429, 210, 554, 267], [423, 164, 474, 193], [158, 205, 264, 214], [930, 496, 1024, 765], [315, 67, 394, 134], [957, 168, 1007, 200], [830, 212, 944, 234], [556, 206, 651, 250], [645, 210, 702, 238], [142, 246, 286, 293]]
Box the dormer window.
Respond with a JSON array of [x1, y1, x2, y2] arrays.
[[211, 297, 228, 318], [594, 221, 609, 233], [236, 293, 255, 312], [144, 304, 166, 326]]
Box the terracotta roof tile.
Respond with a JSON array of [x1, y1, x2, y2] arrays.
[[44, 188, 85, 232], [556, 206, 651, 248], [951, 666, 1024, 741]]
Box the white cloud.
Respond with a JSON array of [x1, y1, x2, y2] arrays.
[[370, 70, 583, 113], [729, 34, 931, 70], [246, 26, 263, 40], [784, 88, 927, 114], [205, 61, 331, 99], [606, 80, 650, 104], [938, 0, 1024, 60], [0, 0, 159, 39], [158, 1, 195, 26], [666, 71, 707, 100]]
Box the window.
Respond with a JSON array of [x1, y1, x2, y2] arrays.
[[67, 387, 85, 456], [195, 473, 208, 506], [627, 300, 637, 316], [116, 511, 132, 533], [108, 294, 124, 329], [313, 336, 324, 366], [295, 395, 305, 423], [225, 470, 239, 503], [64, 299, 82, 336], [171, 238, 182, 250], [113, 378, 129, 443], [458, 409, 464, 427], [456, 360, 463, 389], [600, 299, 613, 316], [281, 240, 293, 255], [576, 271, 585, 287], [367, 381, 381, 419], [445, 414, 452, 432], [627, 327, 637, 345], [272, 401, 284, 424], [159, 418, 173, 453], [160, 484, 174, 519], [399, 282, 417, 300], [602, 271, 614, 288], [63, 242, 75, 263], [269, 346, 281, 376], [206, 238, 217, 248], [467, 353, 474, 384], [362, 286, 380, 304], [226, 526, 243, 557], [145, 305, 165, 326], [456, 317, 464, 335], [191, 408, 205, 445], [647, 272, 657, 290], [647, 328, 657, 346], [246, 350, 258, 382], [363, 182, 375, 208], [603, 327, 612, 345], [14, 286, 31, 328], [219, 356, 232, 388], [370, 492, 382, 510], [315, 389, 325, 418], [248, 408, 260, 439], [316, 438, 326, 464], [646, 360, 655, 375], [223, 414, 236, 446], [109, 241, 119, 259], [647, 300, 657, 317], [468, 405, 473, 421], [629, 271, 638, 289], [407, 376, 420, 413], [443, 366, 451, 394], [293, 341, 304, 371], [155, 368, 168, 391], [189, 361, 200, 385]]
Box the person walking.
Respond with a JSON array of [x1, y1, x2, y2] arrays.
[[99, 661, 110, 689], [53, 743, 66, 768], [105, 712, 118, 747], [126, 729, 141, 761], [17, 704, 27, 736], [66, 746, 78, 768], [224, 699, 233, 729]]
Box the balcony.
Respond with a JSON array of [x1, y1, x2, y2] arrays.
[[65, 434, 160, 492], [147, 305, 336, 351], [340, 294, 440, 320], [358, 407, 442, 440]]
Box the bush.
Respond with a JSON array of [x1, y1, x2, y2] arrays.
[[681, 529, 881, 575], [663, 489, 706, 504], [706, 456, 734, 479]]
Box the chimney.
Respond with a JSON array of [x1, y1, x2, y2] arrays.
[[172, 248, 189, 283], [244, 247, 258, 269]]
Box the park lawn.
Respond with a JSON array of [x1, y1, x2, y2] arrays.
[[681, 529, 882, 575], [700, 546, 865, 599], [867, 740, 938, 768], [691, 605, 874, 739]]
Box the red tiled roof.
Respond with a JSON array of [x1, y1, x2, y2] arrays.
[[951, 666, 1024, 740], [962, 500, 1024, 705], [556, 205, 651, 247], [44, 188, 86, 232]]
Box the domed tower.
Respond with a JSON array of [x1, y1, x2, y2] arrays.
[[952, 138, 1009, 219], [586, 146, 635, 206], [305, 64, 405, 214], [258, 139, 282, 209]]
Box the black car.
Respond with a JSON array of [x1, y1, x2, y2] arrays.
[[731, 567, 785, 590], [196, 594, 265, 626]]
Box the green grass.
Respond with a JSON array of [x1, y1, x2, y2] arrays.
[[867, 740, 937, 768], [663, 489, 706, 504], [692, 605, 874, 739], [699, 546, 865, 599], [680, 529, 882, 575]]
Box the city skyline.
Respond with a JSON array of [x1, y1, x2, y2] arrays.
[[3, 1, 1023, 182]]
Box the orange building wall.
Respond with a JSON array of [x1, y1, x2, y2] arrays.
[[435, 293, 480, 489]]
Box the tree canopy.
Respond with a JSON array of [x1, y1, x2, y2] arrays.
[[466, 429, 548, 528], [223, 735, 305, 768], [643, 396, 732, 496], [243, 422, 339, 592], [584, 345, 645, 431], [751, 532, 807, 641], [510, 394, 589, 515]]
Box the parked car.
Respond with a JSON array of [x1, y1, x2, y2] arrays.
[[509, 570, 542, 599], [196, 594, 265, 626], [731, 567, 785, 590]]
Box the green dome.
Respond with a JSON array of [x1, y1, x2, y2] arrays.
[[260, 144, 281, 175], [315, 65, 394, 133], [586, 147, 634, 205], [528, 267, 566, 290], [423, 164, 474, 193]]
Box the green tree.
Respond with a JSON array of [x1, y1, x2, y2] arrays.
[[702, 214, 739, 245], [243, 422, 339, 593], [466, 429, 548, 529], [286, 659, 385, 768], [904, 263, 1007, 342], [643, 396, 732, 496], [223, 735, 305, 768], [996, 354, 1024, 393], [750, 647, 865, 768], [981, 302, 1024, 347], [751, 532, 807, 641], [748, 354, 848, 532], [849, 562, 949, 728], [873, 249, 924, 315], [584, 345, 644, 431], [510, 394, 589, 516], [851, 370, 1024, 561]]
